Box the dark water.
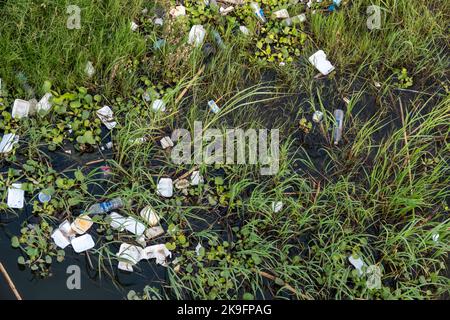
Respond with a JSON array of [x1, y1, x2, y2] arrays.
[[0, 143, 166, 300]]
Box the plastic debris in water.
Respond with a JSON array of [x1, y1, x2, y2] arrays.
[[96, 106, 117, 130], [36, 93, 52, 113], [190, 171, 204, 186], [12, 99, 31, 119], [123, 217, 146, 236], [333, 109, 344, 145], [51, 219, 75, 249], [329, 0, 342, 11], [51, 229, 71, 249], [348, 254, 365, 276], [220, 6, 234, 15], [117, 243, 143, 272], [0, 133, 19, 154], [7, 183, 24, 209], [272, 9, 290, 19], [157, 178, 173, 198], [152, 99, 166, 112], [145, 226, 165, 240], [140, 206, 160, 227], [188, 25, 206, 47], [312, 110, 324, 123], [432, 233, 439, 242], [239, 25, 250, 35], [271, 201, 283, 213], [109, 212, 127, 230], [153, 39, 166, 50], [308, 50, 335, 76], [71, 234, 95, 253], [142, 244, 172, 266], [71, 215, 93, 235], [282, 14, 306, 26], [250, 2, 267, 23], [195, 243, 203, 256], [169, 5, 186, 18], [208, 100, 220, 114], [88, 198, 124, 214], [85, 61, 95, 78], [130, 21, 139, 31]]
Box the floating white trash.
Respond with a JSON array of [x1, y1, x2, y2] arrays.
[[169, 5, 186, 17], [109, 212, 127, 230], [71, 234, 95, 253], [142, 244, 172, 266], [12, 99, 31, 119], [271, 201, 283, 213], [51, 229, 71, 249], [188, 25, 206, 47], [140, 206, 160, 227], [36, 93, 52, 113], [0, 133, 19, 154], [272, 9, 290, 19], [117, 243, 143, 272], [308, 50, 335, 76], [123, 217, 146, 236], [190, 171, 204, 186], [85, 61, 95, 78], [130, 21, 139, 31], [71, 215, 93, 235], [348, 254, 365, 276], [145, 226, 165, 239], [208, 100, 220, 114], [96, 106, 117, 129], [152, 99, 166, 112], [312, 110, 324, 123], [7, 183, 24, 209], [239, 25, 250, 35], [157, 178, 173, 197]]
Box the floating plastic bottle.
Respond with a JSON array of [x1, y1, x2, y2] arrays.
[[250, 2, 266, 23], [333, 109, 344, 145], [88, 197, 124, 214], [208, 100, 220, 114], [282, 14, 306, 26]]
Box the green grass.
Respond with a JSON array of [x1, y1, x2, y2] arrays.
[[1, 0, 449, 300]]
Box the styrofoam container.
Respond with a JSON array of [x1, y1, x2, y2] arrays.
[[157, 178, 173, 197], [308, 50, 335, 76], [123, 217, 146, 236], [7, 183, 24, 209], [12, 99, 31, 119], [51, 229, 71, 249], [71, 215, 93, 235], [109, 212, 127, 230], [71, 234, 95, 253]]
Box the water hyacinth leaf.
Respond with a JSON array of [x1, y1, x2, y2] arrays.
[[70, 100, 82, 109], [11, 236, 20, 248], [243, 293, 254, 300], [17, 256, 25, 265]]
